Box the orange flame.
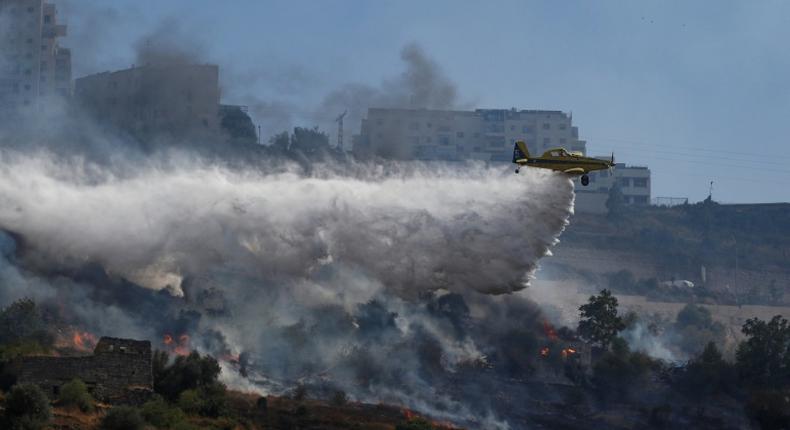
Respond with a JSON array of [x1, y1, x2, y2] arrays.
[[543, 320, 558, 341], [561, 347, 577, 358], [540, 347, 550, 357], [72, 331, 98, 352], [162, 333, 191, 356], [402, 408, 416, 420]]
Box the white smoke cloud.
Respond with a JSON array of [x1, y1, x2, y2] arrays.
[[0, 153, 572, 298]]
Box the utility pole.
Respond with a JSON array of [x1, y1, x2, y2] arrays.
[[735, 237, 740, 308], [335, 110, 347, 151]]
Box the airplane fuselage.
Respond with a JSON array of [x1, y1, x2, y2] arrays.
[[512, 141, 614, 186]]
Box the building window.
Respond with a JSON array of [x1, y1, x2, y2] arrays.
[[559, 138, 566, 144], [426, 122, 432, 128], [633, 195, 648, 204], [510, 125, 515, 131], [456, 131, 464, 138], [542, 123, 550, 130], [473, 132, 480, 138], [559, 124, 567, 130], [618, 178, 631, 187], [633, 178, 648, 187], [425, 136, 432, 143], [543, 138, 551, 144], [376, 119, 383, 126], [409, 122, 419, 130], [522, 126, 531, 133]]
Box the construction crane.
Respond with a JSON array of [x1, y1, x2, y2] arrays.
[[335, 110, 347, 151]]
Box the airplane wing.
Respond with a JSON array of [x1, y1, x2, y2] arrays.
[[563, 168, 586, 175]]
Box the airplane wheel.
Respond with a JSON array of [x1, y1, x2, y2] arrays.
[[515, 169, 520, 174], [581, 175, 589, 186]]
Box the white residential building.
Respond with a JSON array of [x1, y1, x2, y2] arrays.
[[354, 108, 586, 161], [0, 0, 71, 114], [574, 162, 652, 213]]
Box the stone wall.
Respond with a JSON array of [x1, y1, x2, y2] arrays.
[[16, 337, 153, 404]]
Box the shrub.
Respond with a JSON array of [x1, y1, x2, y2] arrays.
[[255, 396, 268, 411], [100, 406, 144, 430], [199, 382, 228, 418], [177, 389, 202, 415], [3, 384, 52, 430], [292, 384, 307, 401], [58, 379, 94, 412], [176, 383, 227, 418], [330, 390, 348, 406], [396, 418, 435, 430], [141, 396, 186, 428]]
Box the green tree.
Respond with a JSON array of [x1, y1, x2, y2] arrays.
[[3, 384, 52, 430], [290, 126, 331, 157], [154, 351, 221, 401], [0, 299, 51, 346], [592, 338, 659, 402], [58, 379, 94, 412], [674, 304, 726, 356], [676, 342, 736, 397], [219, 106, 257, 145], [269, 131, 290, 154], [578, 289, 625, 349], [736, 315, 790, 388]]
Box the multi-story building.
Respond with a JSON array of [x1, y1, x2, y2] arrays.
[[75, 64, 221, 139], [0, 0, 71, 113], [574, 162, 652, 213], [354, 108, 586, 161], [353, 107, 650, 214]]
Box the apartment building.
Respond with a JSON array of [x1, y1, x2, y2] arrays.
[[574, 162, 652, 213], [354, 108, 586, 161], [75, 64, 221, 139], [0, 0, 71, 113]]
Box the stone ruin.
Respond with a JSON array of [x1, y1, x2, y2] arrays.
[[15, 337, 153, 405]]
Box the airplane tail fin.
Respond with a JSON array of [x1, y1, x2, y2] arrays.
[[513, 141, 529, 163]]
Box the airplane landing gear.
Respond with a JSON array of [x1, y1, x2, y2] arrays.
[[581, 175, 589, 186], [515, 168, 520, 174]]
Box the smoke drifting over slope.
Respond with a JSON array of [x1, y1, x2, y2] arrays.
[[0, 152, 573, 426]]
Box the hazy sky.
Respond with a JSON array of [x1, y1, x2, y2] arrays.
[[55, 0, 790, 203]]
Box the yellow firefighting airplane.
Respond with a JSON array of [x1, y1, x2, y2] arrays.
[[512, 141, 614, 186]]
